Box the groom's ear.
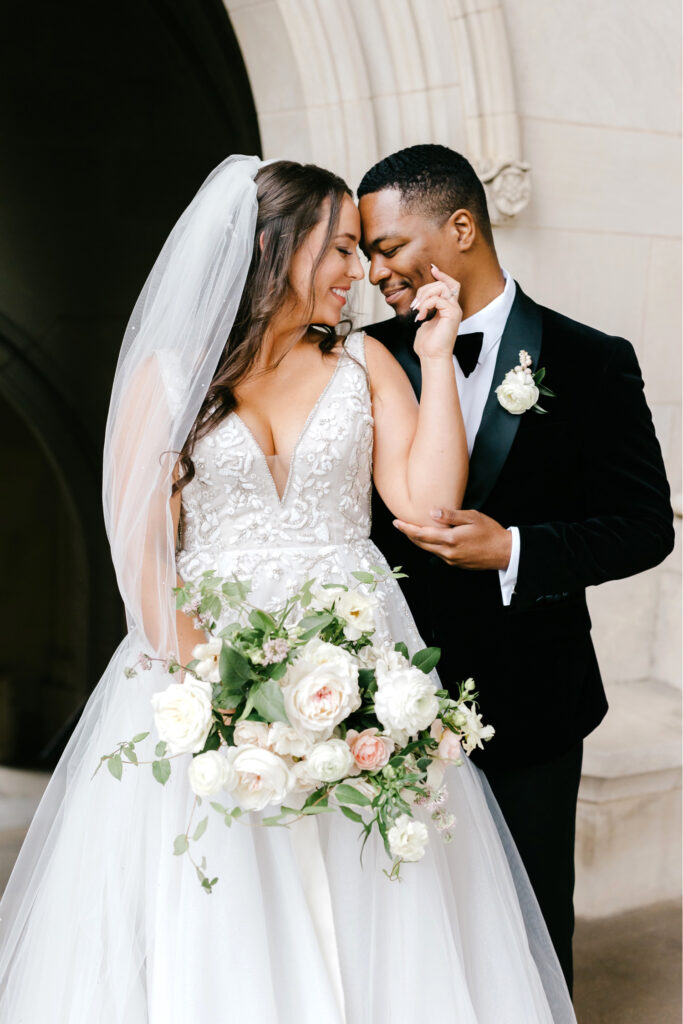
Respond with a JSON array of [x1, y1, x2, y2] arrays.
[[447, 209, 476, 252]]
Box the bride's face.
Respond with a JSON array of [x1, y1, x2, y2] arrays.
[[288, 195, 364, 326]]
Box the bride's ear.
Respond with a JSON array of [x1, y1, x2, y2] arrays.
[[258, 231, 266, 254]]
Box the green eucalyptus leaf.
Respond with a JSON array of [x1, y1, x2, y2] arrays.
[[249, 609, 277, 632], [412, 647, 441, 674], [107, 755, 123, 781], [132, 732, 150, 743], [302, 804, 335, 815], [210, 802, 226, 814], [173, 834, 189, 856], [123, 744, 138, 765], [250, 678, 289, 724], [221, 579, 251, 602], [192, 816, 209, 842], [334, 783, 371, 807], [268, 660, 289, 681], [351, 571, 375, 584], [394, 642, 409, 659], [155, 741, 167, 757], [152, 759, 171, 785], [219, 643, 253, 688], [340, 805, 364, 824]]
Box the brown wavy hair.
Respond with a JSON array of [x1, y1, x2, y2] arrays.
[[173, 160, 353, 494]]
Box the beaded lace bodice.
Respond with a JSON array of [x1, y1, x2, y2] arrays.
[[176, 333, 383, 607]]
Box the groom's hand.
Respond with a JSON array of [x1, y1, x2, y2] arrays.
[[392, 508, 512, 571]]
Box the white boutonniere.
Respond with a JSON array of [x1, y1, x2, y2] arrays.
[[495, 349, 556, 415]]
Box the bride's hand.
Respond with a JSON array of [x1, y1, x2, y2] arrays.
[[412, 265, 463, 361]]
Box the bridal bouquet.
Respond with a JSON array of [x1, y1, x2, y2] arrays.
[[100, 567, 494, 891]]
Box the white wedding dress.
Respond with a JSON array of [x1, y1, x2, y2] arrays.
[[0, 333, 575, 1023]]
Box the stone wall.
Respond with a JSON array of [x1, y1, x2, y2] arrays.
[[224, 0, 682, 915]]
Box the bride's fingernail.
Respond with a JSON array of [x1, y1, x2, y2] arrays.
[[431, 508, 442, 518], [409, 298, 418, 310]]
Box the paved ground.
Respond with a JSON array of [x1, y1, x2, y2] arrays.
[[574, 900, 682, 1024]]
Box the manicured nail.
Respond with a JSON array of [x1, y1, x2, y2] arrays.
[[431, 508, 442, 518], [409, 298, 418, 310]]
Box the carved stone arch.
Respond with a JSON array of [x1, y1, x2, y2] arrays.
[[224, 0, 531, 227]]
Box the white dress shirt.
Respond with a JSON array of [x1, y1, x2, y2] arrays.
[[455, 269, 520, 606]]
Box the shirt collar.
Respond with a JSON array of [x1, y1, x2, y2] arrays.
[[459, 268, 516, 358]]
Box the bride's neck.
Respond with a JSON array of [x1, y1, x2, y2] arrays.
[[255, 311, 307, 373]]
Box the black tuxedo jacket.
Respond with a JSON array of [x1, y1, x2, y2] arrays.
[[367, 284, 674, 769]]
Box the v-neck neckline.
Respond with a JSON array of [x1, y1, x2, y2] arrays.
[[233, 349, 345, 507]]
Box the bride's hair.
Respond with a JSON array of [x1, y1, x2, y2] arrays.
[[174, 159, 352, 494]]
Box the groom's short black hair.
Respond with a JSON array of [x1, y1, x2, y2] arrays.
[[357, 144, 494, 246]]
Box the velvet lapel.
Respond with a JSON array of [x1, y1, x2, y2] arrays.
[[464, 285, 543, 509]]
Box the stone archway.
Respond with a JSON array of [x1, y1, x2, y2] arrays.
[[224, 0, 530, 226]]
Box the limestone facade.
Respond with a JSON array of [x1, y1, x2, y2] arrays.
[[223, 0, 682, 915]]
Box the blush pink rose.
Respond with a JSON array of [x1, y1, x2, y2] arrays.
[[346, 728, 394, 772], [438, 729, 462, 763]]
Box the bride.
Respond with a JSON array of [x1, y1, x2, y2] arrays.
[[0, 156, 575, 1023]]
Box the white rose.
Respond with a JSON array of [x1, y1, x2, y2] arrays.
[[458, 703, 496, 754], [387, 813, 429, 862], [290, 759, 318, 793], [282, 640, 360, 739], [151, 679, 213, 755], [228, 746, 292, 812], [374, 663, 439, 738], [495, 368, 539, 415], [188, 749, 235, 796], [192, 638, 222, 683], [356, 644, 379, 669], [268, 721, 312, 758], [306, 739, 356, 783], [333, 590, 377, 640], [233, 720, 270, 748], [310, 584, 344, 611]]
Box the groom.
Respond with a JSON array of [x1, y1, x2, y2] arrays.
[[358, 144, 674, 989]]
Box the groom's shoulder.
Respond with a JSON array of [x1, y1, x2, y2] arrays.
[[529, 291, 636, 368], [361, 316, 410, 351]]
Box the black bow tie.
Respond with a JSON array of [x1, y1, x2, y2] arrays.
[[455, 332, 484, 377]]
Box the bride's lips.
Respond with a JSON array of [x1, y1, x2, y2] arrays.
[[330, 287, 349, 306]]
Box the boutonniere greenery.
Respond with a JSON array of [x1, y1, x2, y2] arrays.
[[495, 349, 556, 415]]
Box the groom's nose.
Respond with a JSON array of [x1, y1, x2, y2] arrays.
[[368, 256, 391, 286]]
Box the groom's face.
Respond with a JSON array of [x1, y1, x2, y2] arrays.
[[359, 188, 457, 319]]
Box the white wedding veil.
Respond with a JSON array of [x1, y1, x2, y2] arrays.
[[103, 153, 262, 656]]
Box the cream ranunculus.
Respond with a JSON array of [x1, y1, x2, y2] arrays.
[[387, 813, 429, 862], [150, 679, 213, 755], [233, 720, 270, 748], [374, 662, 439, 738], [268, 721, 312, 758], [495, 368, 539, 415], [333, 589, 377, 640], [228, 746, 292, 812], [282, 640, 360, 739], [374, 646, 410, 674], [306, 739, 356, 783], [458, 703, 496, 754], [192, 639, 222, 683], [188, 749, 235, 797]]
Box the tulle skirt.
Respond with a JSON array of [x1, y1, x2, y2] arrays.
[[0, 547, 576, 1023]]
